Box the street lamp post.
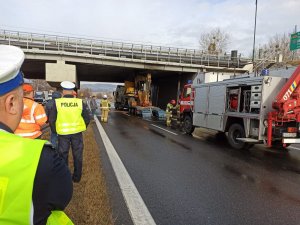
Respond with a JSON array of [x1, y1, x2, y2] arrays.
[[252, 0, 258, 74]]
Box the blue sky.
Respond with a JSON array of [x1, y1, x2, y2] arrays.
[[1, 0, 299, 56]]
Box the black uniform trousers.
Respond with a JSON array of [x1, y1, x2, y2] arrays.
[[58, 132, 83, 182]]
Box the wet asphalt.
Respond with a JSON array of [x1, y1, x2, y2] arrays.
[[94, 110, 300, 225]]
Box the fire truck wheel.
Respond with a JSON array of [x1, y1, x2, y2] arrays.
[[183, 115, 195, 134], [227, 123, 247, 150]]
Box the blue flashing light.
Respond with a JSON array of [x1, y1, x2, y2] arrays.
[[261, 69, 269, 76], [187, 80, 192, 84]]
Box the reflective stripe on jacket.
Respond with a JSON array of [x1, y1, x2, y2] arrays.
[[100, 99, 110, 109], [0, 131, 73, 225], [15, 98, 47, 139], [55, 98, 86, 135], [166, 103, 179, 113]]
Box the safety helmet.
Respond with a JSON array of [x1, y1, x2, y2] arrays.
[[23, 83, 34, 92], [103, 94, 107, 99], [170, 99, 176, 105]]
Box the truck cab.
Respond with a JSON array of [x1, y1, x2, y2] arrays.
[[114, 85, 126, 110], [34, 91, 45, 104], [179, 83, 195, 134]]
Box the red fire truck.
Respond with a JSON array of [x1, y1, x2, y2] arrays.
[[179, 65, 300, 150]]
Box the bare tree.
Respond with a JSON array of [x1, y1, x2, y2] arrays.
[[30, 79, 54, 91], [199, 28, 230, 54], [78, 88, 92, 98], [96, 93, 103, 99], [96, 92, 113, 100], [259, 32, 300, 63]]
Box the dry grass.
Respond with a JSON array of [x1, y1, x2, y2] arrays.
[[42, 125, 115, 225]]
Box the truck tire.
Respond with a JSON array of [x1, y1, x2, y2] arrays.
[[183, 115, 195, 134], [227, 123, 248, 150]]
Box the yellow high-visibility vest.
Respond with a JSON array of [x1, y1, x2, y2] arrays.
[[55, 98, 86, 135], [0, 131, 73, 225]]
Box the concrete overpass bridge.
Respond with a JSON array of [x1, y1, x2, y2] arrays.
[[0, 29, 252, 107]]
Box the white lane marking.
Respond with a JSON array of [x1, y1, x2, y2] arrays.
[[150, 124, 178, 136], [94, 115, 156, 225], [287, 146, 300, 151], [124, 113, 131, 116], [192, 133, 202, 140]]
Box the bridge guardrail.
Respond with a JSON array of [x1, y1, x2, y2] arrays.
[[0, 29, 251, 68]]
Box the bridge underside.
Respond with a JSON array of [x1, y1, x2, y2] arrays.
[[22, 59, 193, 83], [21, 59, 194, 108]]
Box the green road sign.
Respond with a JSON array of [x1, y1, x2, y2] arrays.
[[290, 32, 300, 51]]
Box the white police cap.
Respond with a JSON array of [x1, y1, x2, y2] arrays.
[[0, 45, 25, 95], [60, 81, 75, 90]]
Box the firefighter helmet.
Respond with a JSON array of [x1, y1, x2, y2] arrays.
[[22, 83, 33, 92], [170, 99, 176, 105]]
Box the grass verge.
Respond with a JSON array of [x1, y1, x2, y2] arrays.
[[42, 124, 115, 225]]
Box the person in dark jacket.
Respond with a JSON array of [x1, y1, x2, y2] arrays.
[[0, 45, 73, 224], [90, 95, 98, 117], [45, 91, 62, 149], [49, 81, 90, 183]]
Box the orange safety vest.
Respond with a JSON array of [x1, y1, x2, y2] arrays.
[[15, 98, 47, 139]]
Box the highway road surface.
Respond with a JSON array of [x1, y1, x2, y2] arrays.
[[93, 110, 300, 225]]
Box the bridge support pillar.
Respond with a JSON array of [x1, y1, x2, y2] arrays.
[[46, 60, 77, 87]]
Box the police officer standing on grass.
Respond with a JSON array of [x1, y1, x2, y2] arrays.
[[0, 45, 73, 224], [49, 81, 90, 183]]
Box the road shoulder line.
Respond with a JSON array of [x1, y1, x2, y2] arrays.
[[94, 116, 156, 225], [150, 124, 178, 135], [287, 146, 300, 151]]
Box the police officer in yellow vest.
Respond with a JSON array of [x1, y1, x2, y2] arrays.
[[100, 94, 111, 122], [0, 45, 73, 224], [49, 81, 90, 183]]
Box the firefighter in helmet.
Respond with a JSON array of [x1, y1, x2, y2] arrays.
[[100, 94, 111, 122], [166, 99, 179, 127]]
